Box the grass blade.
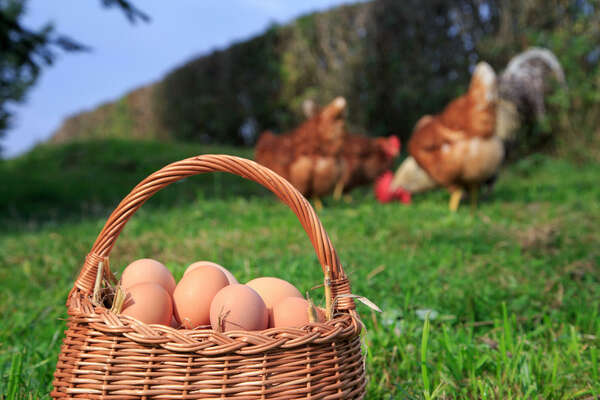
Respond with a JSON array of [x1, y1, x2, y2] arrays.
[[7, 350, 23, 400], [421, 312, 431, 400]]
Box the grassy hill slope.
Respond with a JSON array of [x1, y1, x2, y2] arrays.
[[1, 140, 599, 398], [1, 139, 256, 225]]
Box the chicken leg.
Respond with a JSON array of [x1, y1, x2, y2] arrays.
[[332, 181, 345, 201], [313, 197, 324, 212], [449, 188, 464, 212], [469, 184, 479, 210]]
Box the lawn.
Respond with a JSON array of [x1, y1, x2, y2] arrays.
[[1, 139, 599, 399]]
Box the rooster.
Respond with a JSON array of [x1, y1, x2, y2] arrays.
[[390, 48, 565, 203], [390, 62, 503, 211]]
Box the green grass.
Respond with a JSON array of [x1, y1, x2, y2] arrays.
[[1, 140, 599, 398], [0, 138, 256, 225]]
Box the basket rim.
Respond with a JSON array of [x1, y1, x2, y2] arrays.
[[67, 291, 362, 356]]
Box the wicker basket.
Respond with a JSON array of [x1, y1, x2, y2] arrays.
[[51, 154, 366, 399]]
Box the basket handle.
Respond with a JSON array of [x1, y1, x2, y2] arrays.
[[70, 154, 354, 311]]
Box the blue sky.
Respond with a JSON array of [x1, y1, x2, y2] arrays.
[[4, 0, 361, 157]]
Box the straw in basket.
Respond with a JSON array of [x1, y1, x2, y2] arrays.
[[51, 155, 366, 399]]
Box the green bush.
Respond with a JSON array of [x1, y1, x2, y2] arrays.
[[477, 0, 600, 163], [541, 26, 600, 163], [54, 0, 600, 161], [154, 1, 493, 144]]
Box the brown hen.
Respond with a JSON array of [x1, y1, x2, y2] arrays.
[[254, 97, 347, 207], [334, 134, 400, 199]]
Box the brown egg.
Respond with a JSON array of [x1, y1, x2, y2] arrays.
[[121, 258, 176, 295], [121, 282, 172, 326], [210, 284, 268, 332], [173, 266, 229, 329], [272, 297, 326, 328], [246, 277, 303, 325], [184, 261, 238, 284]]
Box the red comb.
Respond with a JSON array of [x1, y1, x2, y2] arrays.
[[388, 135, 400, 150], [375, 171, 395, 203], [385, 136, 401, 157], [375, 171, 412, 204]]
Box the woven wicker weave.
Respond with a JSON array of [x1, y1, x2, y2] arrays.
[[51, 155, 366, 399]]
